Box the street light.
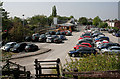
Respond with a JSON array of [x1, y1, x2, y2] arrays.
[[22, 14, 24, 27]]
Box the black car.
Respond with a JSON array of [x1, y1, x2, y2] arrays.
[[49, 31, 56, 35], [10, 43, 27, 53], [25, 44, 38, 52], [25, 36, 32, 42], [39, 34, 47, 42], [53, 36, 62, 43], [68, 47, 97, 57]]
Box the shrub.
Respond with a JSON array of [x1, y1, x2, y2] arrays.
[[64, 54, 119, 72]]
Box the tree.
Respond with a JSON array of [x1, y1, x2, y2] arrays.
[[0, 2, 12, 31], [98, 22, 108, 28], [9, 17, 24, 42], [93, 16, 101, 26], [78, 17, 88, 25], [52, 5, 57, 17]]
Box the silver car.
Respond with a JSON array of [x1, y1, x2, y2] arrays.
[[101, 46, 120, 54]]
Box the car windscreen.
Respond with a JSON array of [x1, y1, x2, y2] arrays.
[[14, 44, 20, 48], [5, 44, 12, 47]]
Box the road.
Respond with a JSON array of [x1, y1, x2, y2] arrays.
[[11, 25, 84, 74]]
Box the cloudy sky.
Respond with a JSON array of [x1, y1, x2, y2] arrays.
[[2, 0, 120, 20]]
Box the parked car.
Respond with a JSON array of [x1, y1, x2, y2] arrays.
[[115, 31, 120, 37], [59, 35, 66, 40], [49, 31, 56, 35], [68, 47, 97, 57], [74, 44, 88, 50], [56, 31, 61, 35], [94, 36, 109, 43], [112, 32, 116, 36], [10, 43, 27, 53], [1, 42, 16, 52], [46, 35, 54, 43], [25, 44, 38, 52], [66, 31, 72, 36], [80, 43, 92, 48], [101, 46, 120, 54], [53, 36, 62, 43], [32, 33, 40, 41], [25, 36, 32, 42], [108, 29, 114, 33], [60, 31, 66, 35], [98, 43, 120, 50], [46, 35, 58, 43], [39, 34, 47, 42]]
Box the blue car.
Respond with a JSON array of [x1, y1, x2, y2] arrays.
[[95, 36, 109, 42], [115, 31, 120, 37], [68, 47, 97, 57]]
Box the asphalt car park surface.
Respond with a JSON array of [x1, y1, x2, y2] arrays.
[[10, 25, 83, 74], [102, 31, 120, 43]]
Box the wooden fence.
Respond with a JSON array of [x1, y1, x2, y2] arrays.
[[34, 58, 61, 78], [62, 68, 120, 79], [2, 60, 31, 79]]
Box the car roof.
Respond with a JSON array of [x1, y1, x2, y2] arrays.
[[109, 46, 120, 48], [6, 42, 16, 44]]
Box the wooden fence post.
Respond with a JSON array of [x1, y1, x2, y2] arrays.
[[57, 58, 60, 77], [38, 64, 42, 77], [73, 68, 78, 79], [62, 69, 65, 76], [34, 59, 38, 78], [27, 71, 31, 79]]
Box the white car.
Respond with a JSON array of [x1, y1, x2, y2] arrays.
[[101, 46, 120, 54], [1, 42, 16, 52]]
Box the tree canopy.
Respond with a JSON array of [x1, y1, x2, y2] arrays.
[[52, 5, 57, 17], [78, 17, 88, 25], [93, 16, 101, 26]]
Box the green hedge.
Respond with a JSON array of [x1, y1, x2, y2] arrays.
[[64, 54, 120, 72]]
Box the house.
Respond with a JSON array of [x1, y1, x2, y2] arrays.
[[105, 20, 120, 28]]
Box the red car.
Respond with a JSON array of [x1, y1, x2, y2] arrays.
[[80, 43, 92, 48], [74, 44, 88, 50]]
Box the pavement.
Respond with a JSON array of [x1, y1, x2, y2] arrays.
[[10, 48, 51, 60]]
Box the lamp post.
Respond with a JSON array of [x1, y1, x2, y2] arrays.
[[22, 14, 25, 38], [22, 14, 24, 27]]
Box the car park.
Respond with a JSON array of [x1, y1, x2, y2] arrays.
[[1, 42, 17, 52], [10, 43, 27, 53], [25, 44, 38, 52]]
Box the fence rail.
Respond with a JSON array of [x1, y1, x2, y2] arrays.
[[63, 69, 120, 78]]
